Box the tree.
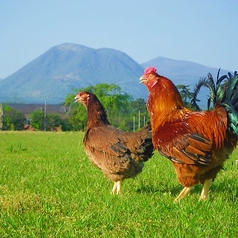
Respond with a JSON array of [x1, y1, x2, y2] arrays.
[[130, 98, 149, 130], [2, 105, 25, 130], [46, 113, 62, 131], [176, 84, 195, 109], [64, 83, 137, 131], [30, 109, 44, 130], [0, 104, 3, 130], [61, 118, 73, 131], [30, 110, 64, 131]]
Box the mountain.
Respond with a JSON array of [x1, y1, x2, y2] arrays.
[[0, 43, 234, 105], [142, 57, 232, 108], [142, 56, 230, 87], [0, 43, 145, 104]]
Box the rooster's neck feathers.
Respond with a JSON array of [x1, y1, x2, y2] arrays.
[[147, 75, 185, 126]]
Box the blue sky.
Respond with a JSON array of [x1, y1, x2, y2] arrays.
[[1, 0, 238, 79]]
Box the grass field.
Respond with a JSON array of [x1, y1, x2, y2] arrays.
[[0, 131, 238, 237]]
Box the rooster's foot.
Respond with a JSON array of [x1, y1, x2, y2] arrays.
[[174, 186, 194, 203], [199, 178, 212, 201]]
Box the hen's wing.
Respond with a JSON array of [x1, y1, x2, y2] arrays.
[[83, 125, 147, 175], [112, 123, 153, 162], [154, 120, 213, 166]]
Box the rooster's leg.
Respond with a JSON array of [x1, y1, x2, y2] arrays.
[[199, 178, 212, 201], [174, 186, 194, 203], [111, 181, 121, 195]]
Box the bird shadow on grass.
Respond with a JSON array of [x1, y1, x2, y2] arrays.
[[136, 185, 161, 194], [135, 183, 218, 197], [136, 183, 183, 196], [135, 176, 238, 201], [210, 178, 238, 201]]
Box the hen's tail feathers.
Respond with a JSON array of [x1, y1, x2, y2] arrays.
[[137, 122, 154, 162], [192, 69, 238, 136], [110, 122, 154, 162]]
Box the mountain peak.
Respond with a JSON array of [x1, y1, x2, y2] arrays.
[[0, 43, 145, 104], [56, 43, 91, 52]]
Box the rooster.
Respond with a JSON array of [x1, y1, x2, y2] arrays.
[[75, 91, 154, 194], [140, 67, 238, 202]]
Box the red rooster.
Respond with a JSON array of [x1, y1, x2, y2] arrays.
[[75, 91, 154, 194], [140, 67, 238, 202]]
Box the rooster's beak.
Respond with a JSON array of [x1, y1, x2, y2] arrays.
[[139, 76, 146, 84]]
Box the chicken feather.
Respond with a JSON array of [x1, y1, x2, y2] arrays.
[[140, 67, 238, 201], [75, 91, 154, 194]]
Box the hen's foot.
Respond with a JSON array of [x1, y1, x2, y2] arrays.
[[111, 181, 122, 195]]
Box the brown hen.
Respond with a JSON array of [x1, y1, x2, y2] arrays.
[[75, 91, 154, 194], [140, 67, 238, 202]]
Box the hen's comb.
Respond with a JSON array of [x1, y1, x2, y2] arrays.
[[144, 67, 157, 75]]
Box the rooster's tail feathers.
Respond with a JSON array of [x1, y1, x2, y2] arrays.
[[192, 77, 216, 111], [219, 71, 238, 136], [193, 70, 238, 136]]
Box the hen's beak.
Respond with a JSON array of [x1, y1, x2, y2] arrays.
[[74, 95, 81, 103], [139, 75, 146, 84]]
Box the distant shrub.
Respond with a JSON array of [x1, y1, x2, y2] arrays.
[[2, 105, 25, 130]]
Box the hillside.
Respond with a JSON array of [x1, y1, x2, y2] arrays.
[[0, 43, 145, 104], [142, 57, 230, 87], [142, 57, 232, 108], [0, 43, 233, 104]]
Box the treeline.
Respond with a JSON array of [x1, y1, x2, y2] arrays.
[[0, 83, 195, 132]]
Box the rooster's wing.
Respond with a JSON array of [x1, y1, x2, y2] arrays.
[[154, 120, 213, 166]]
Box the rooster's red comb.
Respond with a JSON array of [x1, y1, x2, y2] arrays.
[[144, 67, 157, 75]]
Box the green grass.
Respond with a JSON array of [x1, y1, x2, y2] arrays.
[[0, 131, 238, 237]]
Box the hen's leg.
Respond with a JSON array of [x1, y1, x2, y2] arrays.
[[174, 186, 194, 203], [111, 181, 121, 195], [115, 181, 121, 194], [199, 178, 212, 201], [111, 182, 117, 194]]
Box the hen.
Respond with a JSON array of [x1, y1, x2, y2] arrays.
[[140, 67, 238, 202], [75, 91, 154, 194]]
